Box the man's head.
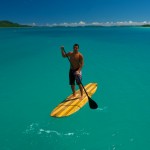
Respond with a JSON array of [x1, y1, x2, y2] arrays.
[[73, 44, 79, 52]]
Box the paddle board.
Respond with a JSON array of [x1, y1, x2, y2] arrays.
[[50, 83, 97, 117]]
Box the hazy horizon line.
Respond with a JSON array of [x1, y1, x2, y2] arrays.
[[30, 20, 150, 27]]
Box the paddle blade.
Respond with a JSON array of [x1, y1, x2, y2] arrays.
[[88, 97, 98, 109]]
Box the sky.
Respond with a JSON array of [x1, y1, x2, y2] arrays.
[[0, 0, 150, 25]]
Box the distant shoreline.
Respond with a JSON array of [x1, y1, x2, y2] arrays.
[[0, 20, 32, 27], [0, 20, 150, 28]]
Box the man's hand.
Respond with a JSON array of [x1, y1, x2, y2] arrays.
[[74, 71, 80, 76], [60, 46, 64, 50]]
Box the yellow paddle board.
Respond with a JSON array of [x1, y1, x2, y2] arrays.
[[50, 83, 97, 117]]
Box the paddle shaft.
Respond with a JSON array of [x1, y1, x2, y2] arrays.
[[63, 49, 90, 98]]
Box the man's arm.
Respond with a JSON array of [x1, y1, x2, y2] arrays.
[[60, 46, 66, 57], [60, 46, 71, 58], [78, 54, 84, 72]]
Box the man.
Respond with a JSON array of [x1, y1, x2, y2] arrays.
[[60, 44, 84, 99]]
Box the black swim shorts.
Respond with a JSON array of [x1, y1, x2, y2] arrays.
[[69, 68, 82, 85]]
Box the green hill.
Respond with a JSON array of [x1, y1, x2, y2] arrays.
[[142, 24, 150, 27], [0, 20, 31, 27]]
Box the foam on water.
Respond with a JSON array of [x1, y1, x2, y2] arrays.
[[24, 123, 90, 138]]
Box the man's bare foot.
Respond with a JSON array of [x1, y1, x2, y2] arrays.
[[70, 93, 76, 98], [79, 95, 84, 100]]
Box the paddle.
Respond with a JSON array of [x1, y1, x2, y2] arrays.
[[62, 48, 98, 109]]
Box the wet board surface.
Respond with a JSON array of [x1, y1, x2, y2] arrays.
[[50, 83, 98, 117]]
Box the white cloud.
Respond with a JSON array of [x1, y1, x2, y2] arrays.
[[32, 22, 36, 26], [45, 20, 150, 27], [79, 21, 86, 25]]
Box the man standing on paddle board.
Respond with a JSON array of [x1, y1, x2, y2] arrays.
[[60, 44, 84, 99]]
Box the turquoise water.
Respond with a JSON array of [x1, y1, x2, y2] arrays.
[[0, 26, 150, 150]]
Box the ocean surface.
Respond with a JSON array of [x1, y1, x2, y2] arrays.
[[0, 26, 150, 150]]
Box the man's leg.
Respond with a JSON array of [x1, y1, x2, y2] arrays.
[[78, 84, 83, 99], [75, 71, 83, 99], [71, 85, 76, 97], [69, 69, 76, 97]]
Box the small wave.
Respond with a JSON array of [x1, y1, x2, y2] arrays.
[[24, 123, 39, 134], [38, 129, 61, 135], [97, 106, 108, 112], [38, 129, 75, 136], [64, 132, 74, 136], [24, 123, 90, 138]]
